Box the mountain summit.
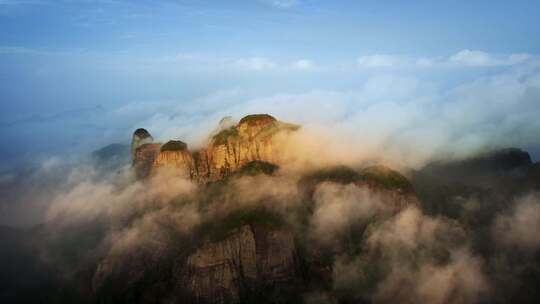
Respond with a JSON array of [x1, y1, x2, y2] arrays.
[[103, 114, 420, 304], [132, 114, 299, 181]]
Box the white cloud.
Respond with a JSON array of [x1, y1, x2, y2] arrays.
[[293, 59, 313, 70], [415, 57, 434, 67], [507, 53, 531, 64], [357, 50, 533, 69], [449, 49, 496, 66], [334, 206, 489, 303], [449, 49, 531, 67], [493, 193, 540, 251], [261, 0, 299, 8], [357, 54, 403, 68], [109, 56, 540, 169], [234, 56, 276, 70]]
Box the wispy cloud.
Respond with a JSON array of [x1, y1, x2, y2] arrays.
[[449, 49, 530, 67], [0, 46, 41, 54], [234, 56, 276, 70], [493, 193, 540, 251], [357, 50, 533, 69], [357, 54, 404, 68], [260, 0, 300, 9], [0, 0, 42, 5], [292, 59, 313, 70]]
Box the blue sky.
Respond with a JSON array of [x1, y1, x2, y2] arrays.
[[1, 0, 540, 169]]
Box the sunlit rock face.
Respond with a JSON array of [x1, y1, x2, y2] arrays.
[[200, 114, 299, 181], [132, 114, 299, 182], [152, 140, 196, 179]]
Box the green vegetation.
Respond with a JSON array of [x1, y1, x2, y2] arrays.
[[133, 128, 151, 138], [212, 126, 238, 145], [91, 143, 129, 162], [297, 166, 362, 203], [298, 165, 414, 197], [212, 115, 300, 144], [160, 140, 187, 152], [196, 206, 285, 242], [301, 165, 362, 185], [360, 165, 414, 193], [255, 121, 300, 140], [236, 160, 279, 176], [238, 114, 276, 125]]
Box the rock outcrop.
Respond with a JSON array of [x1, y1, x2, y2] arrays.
[[184, 224, 298, 304], [133, 143, 161, 179], [131, 114, 299, 182], [185, 225, 258, 304], [131, 128, 153, 160], [153, 140, 196, 179], [194, 114, 299, 182]]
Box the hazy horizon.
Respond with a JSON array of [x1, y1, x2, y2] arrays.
[[1, 0, 540, 171]]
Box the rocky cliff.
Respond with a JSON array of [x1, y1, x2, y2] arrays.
[[132, 114, 299, 181], [153, 140, 196, 179], [183, 224, 298, 304]]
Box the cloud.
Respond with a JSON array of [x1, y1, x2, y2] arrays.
[[108, 55, 540, 170], [374, 248, 489, 304], [260, 0, 299, 8], [310, 182, 392, 244], [448, 49, 530, 67], [449, 49, 495, 66], [493, 193, 540, 251], [333, 206, 489, 303], [293, 59, 314, 70], [1, 48, 539, 194], [357, 54, 403, 68], [357, 50, 533, 69], [234, 56, 276, 70], [45, 166, 197, 225]]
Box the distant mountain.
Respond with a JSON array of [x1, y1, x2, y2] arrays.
[[413, 148, 540, 217], [91, 143, 130, 171]]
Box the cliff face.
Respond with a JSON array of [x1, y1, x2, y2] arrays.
[[153, 140, 196, 179], [185, 225, 258, 304], [195, 114, 299, 181], [131, 128, 153, 160], [184, 224, 298, 304], [133, 143, 161, 179], [131, 114, 299, 182]]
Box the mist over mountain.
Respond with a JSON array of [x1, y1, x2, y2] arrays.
[[1, 114, 539, 304], [2, 1, 540, 303]]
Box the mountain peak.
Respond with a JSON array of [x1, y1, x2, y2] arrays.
[[131, 114, 297, 181]]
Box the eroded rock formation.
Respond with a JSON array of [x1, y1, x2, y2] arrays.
[[131, 114, 299, 182], [183, 223, 298, 304], [153, 140, 196, 179]]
